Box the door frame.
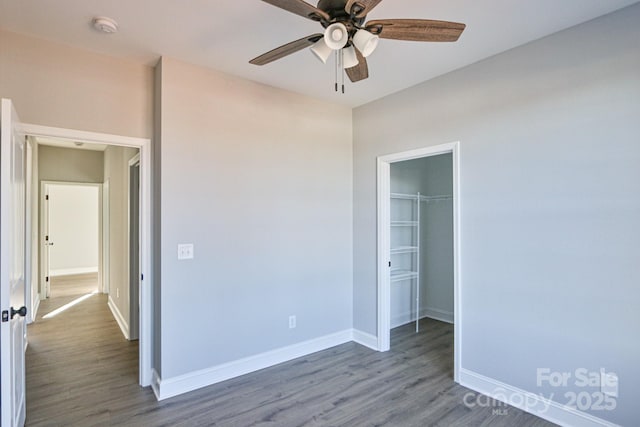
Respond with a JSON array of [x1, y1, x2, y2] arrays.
[[39, 181, 103, 296], [376, 141, 462, 382], [127, 153, 141, 340], [22, 123, 153, 387], [102, 179, 110, 295], [25, 137, 35, 324]]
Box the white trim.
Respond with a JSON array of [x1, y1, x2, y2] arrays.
[[24, 138, 34, 324], [376, 158, 391, 352], [154, 330, 353, 400], [107, 295, 130, 340], [127, 153, 141, 341], [151, 369, 162, 400], [31, 297, 40, 321], [20, 123, 148, 148], [351, 329, 378, 350], [50, 267, 99, 277], [39, 181, 49, 300], [102, 179, 110, 295], [421, 307, 454, 324], [390, 307, 454, 329], [459, 368, 620, 427], [376, 142, 461, 385], [138, 130, 152, 387], [24, 123, 153, 387]]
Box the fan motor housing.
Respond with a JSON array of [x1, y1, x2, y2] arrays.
[[317, 0, 366, 28]]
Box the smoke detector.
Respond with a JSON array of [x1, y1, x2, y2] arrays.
[[92, 16, 119, 34]]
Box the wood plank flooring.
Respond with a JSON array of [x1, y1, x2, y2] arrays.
[[26, 275, 555, 426]]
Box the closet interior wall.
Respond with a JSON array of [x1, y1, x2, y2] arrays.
[[390, 153, 454, 329]]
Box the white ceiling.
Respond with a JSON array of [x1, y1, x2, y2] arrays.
[[1, 0, 638, 107]]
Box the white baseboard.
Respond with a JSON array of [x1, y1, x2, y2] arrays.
[[459, 368, 619, 427], [391, 307, 454, 328], [107, 296, 129, 340], [422, 307, 454, 324], [391, 310, 415, 328], [151, 369, 161, 400], [154, 329, 353, 400], [50, 266, 98, 277], [352, 329, 378, 350], [30, 296, 40, 324]]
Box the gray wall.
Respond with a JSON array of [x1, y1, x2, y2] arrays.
[[38, 145, 104, 184], [390, 155, 454, 327], [103, 145, 139, 335], [156, 57, 353, 378], [152, 59, 163, 376], [353, 6, 640, 426], [0, 30, 153, 138]]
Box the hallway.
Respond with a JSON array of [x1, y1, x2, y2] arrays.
[[26, 274, 153, 425]]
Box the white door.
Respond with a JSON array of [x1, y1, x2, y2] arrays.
[[1, 98, 27, 427], [42, 185, 51, 298]]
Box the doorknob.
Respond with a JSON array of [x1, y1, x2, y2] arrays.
[[11, 306, 27, 319]]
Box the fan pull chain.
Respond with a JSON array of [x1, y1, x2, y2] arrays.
[[334, 50, 339, 92], [341, 49, 345, 94], [333, 50, 346, 94]]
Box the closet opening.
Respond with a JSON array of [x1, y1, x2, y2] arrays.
[[376, 142, 461, 381], [390, 153, 453, 332]]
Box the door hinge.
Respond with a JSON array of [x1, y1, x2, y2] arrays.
[[388, 261, 391, 267], [46, 276, 49, 282], [46, 194, 49, 201], [141, 273, 144, 281], [1, 310, 8, 322], [46, 235, 49, 241]]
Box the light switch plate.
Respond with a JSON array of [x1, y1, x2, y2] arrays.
[[178, 243, 194, 260]]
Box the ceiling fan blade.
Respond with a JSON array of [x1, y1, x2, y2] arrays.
[[366, 19, 466, 42], [250, 34, 323, 65], [261, 0, 330, 22], [345, 48, 369, 82], [345, 0, 383, 18]]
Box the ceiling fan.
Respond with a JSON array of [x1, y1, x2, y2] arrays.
[[250, 0, 466, 88]]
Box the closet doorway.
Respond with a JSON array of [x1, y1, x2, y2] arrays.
[[377, 142, 461, 381]]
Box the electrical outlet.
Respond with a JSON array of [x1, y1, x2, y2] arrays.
[[178, 243, 194, 260], [289, 315, 296, 329]]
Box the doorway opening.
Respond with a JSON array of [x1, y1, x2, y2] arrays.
[[40, 182, 101, 301], [377, 142, 461, 381], [22, 123, 152, 387]]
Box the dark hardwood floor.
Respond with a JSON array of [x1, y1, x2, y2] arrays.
[[27, 276, 554, 426]]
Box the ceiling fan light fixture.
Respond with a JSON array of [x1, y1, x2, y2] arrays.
[[310, 38, 332, 64], [323, 23, 349, 50], [353, 29, 379, 57], [342, 46, 359, 69]]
